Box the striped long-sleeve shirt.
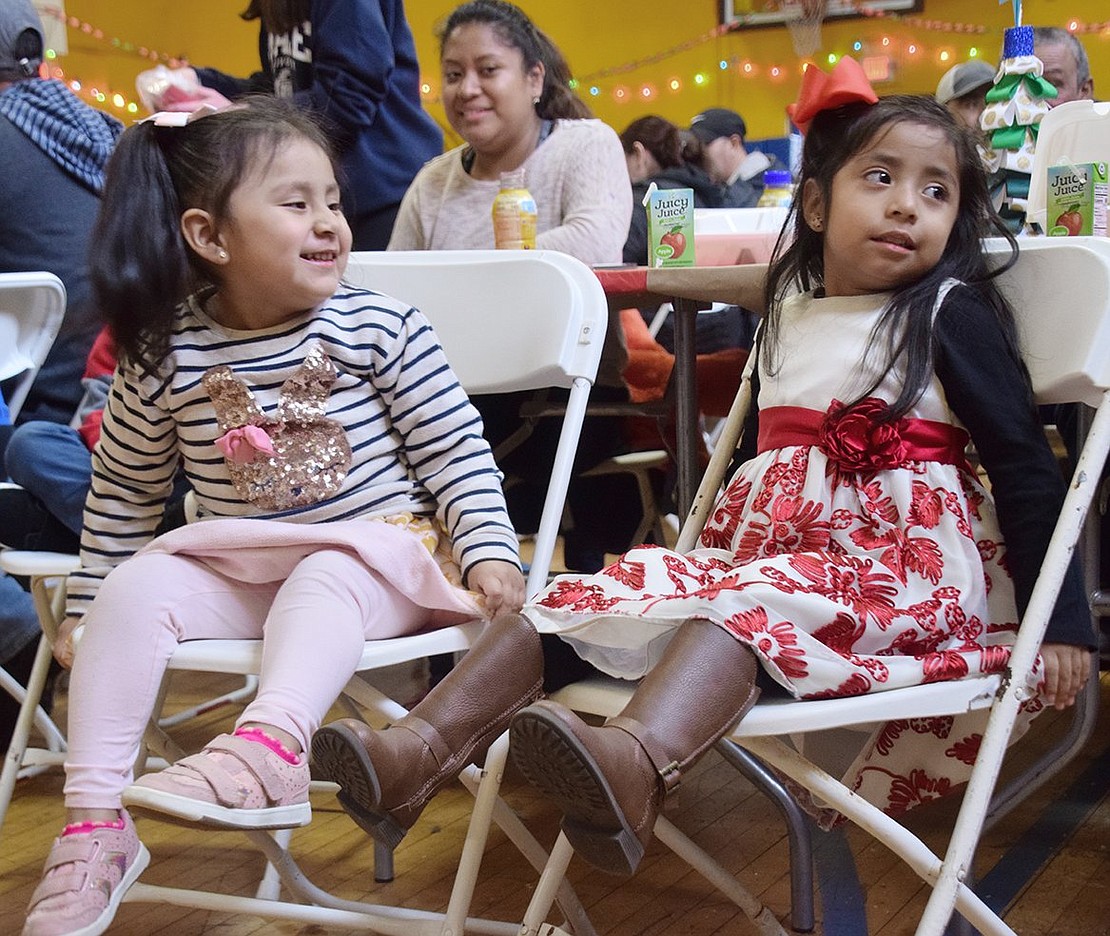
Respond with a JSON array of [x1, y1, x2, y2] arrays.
[[66, 285, 520, 620]]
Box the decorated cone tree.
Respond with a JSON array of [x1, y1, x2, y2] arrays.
[[979, 18, 1057, 232]]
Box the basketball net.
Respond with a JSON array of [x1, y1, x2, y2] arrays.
[[784, 0, 828, 57]]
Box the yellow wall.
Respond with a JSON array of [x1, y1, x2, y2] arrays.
[[57, 0, 1108, 143]]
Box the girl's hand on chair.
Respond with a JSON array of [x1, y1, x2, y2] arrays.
[[468, 560, 526, 616], [1039, 642, 1091, 710], [53, 616, 80, 669]]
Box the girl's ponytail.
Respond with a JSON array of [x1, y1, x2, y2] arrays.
[[89, 122, 194, 374]]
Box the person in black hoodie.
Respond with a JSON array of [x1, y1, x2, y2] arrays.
[[620, 114, 721, 266], [153, 0, 442, 251]]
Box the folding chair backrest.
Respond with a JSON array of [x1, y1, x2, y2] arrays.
[[0, 272, 67, 421], [987, 236, 1110, 407], [342, 249, 609, 596], [343, 250, 605, 394]]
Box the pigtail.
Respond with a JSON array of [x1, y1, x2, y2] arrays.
[[89, 122, 195, 375], [532, 27, 591, 120]]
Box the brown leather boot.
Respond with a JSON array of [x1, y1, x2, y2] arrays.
[[510, 618, 760, 875], [311, 613, 543, 848]]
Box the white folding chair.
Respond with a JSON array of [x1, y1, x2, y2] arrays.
[[28, 250, 607, 934], [0, 272, 68, 806], [516, 236, 1110, 936], [0, 271, 66, 421]]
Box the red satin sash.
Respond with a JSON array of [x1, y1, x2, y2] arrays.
[[758, 405, 971, 468]]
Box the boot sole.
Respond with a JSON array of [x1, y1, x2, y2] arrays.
[[510, 709, 645, 875], [311, 723, 408, 850]]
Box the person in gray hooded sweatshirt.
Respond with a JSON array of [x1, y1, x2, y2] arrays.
[[0, 0, 121, 750]]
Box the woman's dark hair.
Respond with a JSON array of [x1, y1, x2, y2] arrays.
[[762, 93, 1020, 421], [620, 116, 683, 169], [439, 0, 592, 120], [239, 0, 309, 35], [90, 96, 335, 374], [678, 129, 706, 171]]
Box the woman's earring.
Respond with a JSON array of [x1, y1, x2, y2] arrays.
[[809, 217, 822, 231], [217, 248, 228, 260], [532, 95, 541, 106]]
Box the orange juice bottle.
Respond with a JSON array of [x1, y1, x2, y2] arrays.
[[492, 168, 537, 249]]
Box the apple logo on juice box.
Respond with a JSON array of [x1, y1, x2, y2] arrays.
[[1047, 162, 1108, 237], [646, 187, 696, 268]]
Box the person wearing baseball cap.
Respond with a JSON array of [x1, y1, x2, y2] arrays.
[[688, 107, 787, 208], [935, 59, 996, 131], [0, 0, 123, 750]]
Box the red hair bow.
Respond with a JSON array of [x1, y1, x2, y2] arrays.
[[787, 57, 878, 135]]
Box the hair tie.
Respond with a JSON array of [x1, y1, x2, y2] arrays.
[[138, 104, 220, 127], [787, 57, 878, 136]]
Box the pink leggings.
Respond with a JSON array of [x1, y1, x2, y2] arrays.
[[64, 549, 426, 810]]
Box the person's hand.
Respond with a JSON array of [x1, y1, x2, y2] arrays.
[[1038, 642, 1092, 710], [53, 616, 81, 669], [467, 560, 526, 616], [159, 84, 234, 112]]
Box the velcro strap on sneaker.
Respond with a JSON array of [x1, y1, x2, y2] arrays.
[[605, 715, 684, 791], [43, 836, 101, 871], [202, 734, 289, 804], [30, 869, 91, 904], [395, 714, 451, 767]]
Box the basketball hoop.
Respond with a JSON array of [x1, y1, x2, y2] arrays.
[[784, 0, 828, 57]]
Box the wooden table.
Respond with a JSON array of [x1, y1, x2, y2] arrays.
[[593, 262, 769, 518]]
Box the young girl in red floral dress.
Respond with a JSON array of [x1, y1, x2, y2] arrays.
[[313, 59, 1094, 876]]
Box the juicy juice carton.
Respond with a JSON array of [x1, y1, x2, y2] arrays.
[[1046, 161, 1108, 236], [645, 185, 695, 267]]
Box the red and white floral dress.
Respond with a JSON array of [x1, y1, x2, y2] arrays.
[[525, 287, 1047, 820]]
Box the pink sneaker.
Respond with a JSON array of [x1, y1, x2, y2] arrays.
[[122, 732, 310, 829], [22, 810, 149, 936]]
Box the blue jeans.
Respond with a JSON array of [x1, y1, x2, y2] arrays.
[[5, 420, 92, 536], [1, 421, 92, 662]]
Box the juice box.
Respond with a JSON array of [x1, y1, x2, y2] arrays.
[[646, 186, 696, 267], [1046, 161, 1108, 236]]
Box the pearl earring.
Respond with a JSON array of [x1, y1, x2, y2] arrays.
[[532, 95, 540, 105]]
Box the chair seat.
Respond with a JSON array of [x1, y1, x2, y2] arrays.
[[551, 672, 1002, 736], [0, 550, 81, 577], [164, 621, 487, 676]]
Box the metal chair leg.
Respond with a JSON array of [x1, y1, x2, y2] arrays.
[[717, 738, 816, 933]]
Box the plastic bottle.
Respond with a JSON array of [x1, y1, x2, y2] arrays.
[[756, 169, 794, 209], [492, 168, 538, 249]]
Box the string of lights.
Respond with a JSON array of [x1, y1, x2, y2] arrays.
[[33, 7, 1109, 117]]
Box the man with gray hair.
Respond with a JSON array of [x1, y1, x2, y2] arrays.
[[1033, 26, 1095, 105]]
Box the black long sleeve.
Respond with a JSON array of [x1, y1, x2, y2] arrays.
[[933, 285, 1094, 648]]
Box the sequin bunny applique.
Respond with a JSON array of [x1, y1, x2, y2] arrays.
[[203, 343, 352, 510]]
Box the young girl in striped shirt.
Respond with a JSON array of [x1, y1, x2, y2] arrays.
[[23, 96, 527, 936]]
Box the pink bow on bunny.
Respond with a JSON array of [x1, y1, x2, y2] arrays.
[[215, 425, 276, 465]]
